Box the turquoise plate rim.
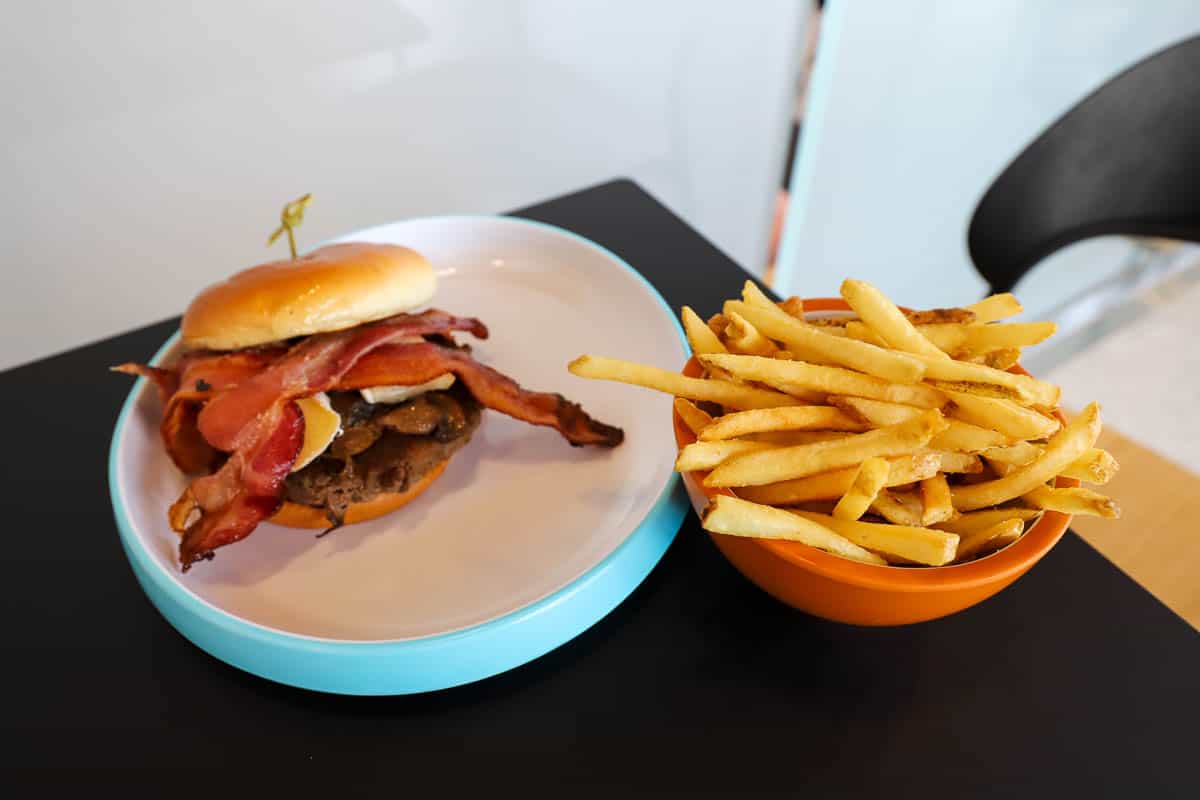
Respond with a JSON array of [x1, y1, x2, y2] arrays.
[[107, 215, 689, 696]]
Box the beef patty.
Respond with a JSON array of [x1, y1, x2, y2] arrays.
[[284, 384, 481, 524]]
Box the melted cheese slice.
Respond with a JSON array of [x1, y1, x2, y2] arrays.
[[291, 392, 341, 472], [360, 374, 456, 405]]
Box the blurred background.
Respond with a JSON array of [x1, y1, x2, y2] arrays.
[[5, 1, 1200, 621]]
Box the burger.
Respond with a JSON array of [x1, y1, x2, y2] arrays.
[[115, 243, 623, 571]]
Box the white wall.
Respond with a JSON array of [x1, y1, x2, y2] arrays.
[[777, 1, 1200, 316], [1, 0, 807, 370]]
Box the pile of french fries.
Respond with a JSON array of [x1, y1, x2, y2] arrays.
[[569, 279, 1120, 568]]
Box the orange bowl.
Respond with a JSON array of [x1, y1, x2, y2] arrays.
[[675, 297, 1076, 626]]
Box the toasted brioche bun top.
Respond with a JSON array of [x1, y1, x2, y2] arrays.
[[181, 243, 436, 351]]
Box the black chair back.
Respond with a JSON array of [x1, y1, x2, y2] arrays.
[[968, 34, 1200, 294]]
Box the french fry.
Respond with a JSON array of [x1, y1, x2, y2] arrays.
[[675, 440, 773, 472], [841, 279, 948, 358], [724, 301, 926, 384], [915, 323, 967, 353], [979, 526, 1024, 556], [979, 441, 1042, 465], [920, 474, 956, 525], [707, 313, 729, 336], [912, 353, 1061, 408], [983, 444, 1118, 485], [916, 322, 1055, 356], [955, 518, 1024, 560], [967, 293, 1023, 323], [736, 453, 941, 505], [934, 507, 1041, 535], [829, 396, 1010, 452], [832, 457, 890, 521], [700, 354, 945, 409], [1023, 485, 1120, 518], [951, 403, 1103, 511], [1060, 448, 1119, 484], [903, 308, 977, 325], [843, 320, 888, 347], [869, 489, 924, 526], [961, 322, 1056, 352], [569, 355, 797, 410], [681, 306, 727, 356], [741, 280, 779, 311], [793, 511, 959, 566], [942, 389, 1061, 441], [674, 398, 714, 436], [925, 450, 984, 473], [698, 406, 868, 441], [705, 411, 947, 488], [975, 348, 1022, 371], [778, 296, 805, 318], [723, 311, 779, 356], [701, 496, 886, 564], [747, 431, 855, 446]]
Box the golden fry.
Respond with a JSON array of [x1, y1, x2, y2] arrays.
[[942, 389, 1061, 441], [829, 396, 1009, 452], [984, 444, 1118, 485], [699, 406, 868, 441], [920, 474, 956, 525], [701, 496, 886, 564], [736, 453, 940, 505], [961, 322, 1056, 352], [778, 296, 805, 318], [832, 457, 890, 521], [793, 511, 959, 566], [967, 293, 1023, 323], [747, 431, 855, 445], [903, 308, 978, 325], [673, 398, 714, 436], [976, 348, 1022, 371], [705, 411, 947, 488], [955, 518, 1025, 560], [843, 320, 887, 347], [700, 354, 945, 409], [869, 489, 924, 526], [1023, 485, 1120, 518], [723, 311, 779, 356], [681, 306, 727, 356], [725, 301, 926, 384], [933, 507, 1040, 535], [924, 450, 984, 473], [675, 439, 773, 472], [840, 279, 948, 358], [951, 403, 1102, 510], [912, 353, 1060, 408], [568, 355, 796, 410]]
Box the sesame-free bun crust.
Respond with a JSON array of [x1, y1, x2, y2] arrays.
[[269, 460, 448, 529], [182, 243, 436, 351]]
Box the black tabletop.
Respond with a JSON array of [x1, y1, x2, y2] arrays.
[[3, 179, 1197, 796]]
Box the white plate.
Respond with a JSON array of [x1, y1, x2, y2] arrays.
[[110, 216, 688, 690]]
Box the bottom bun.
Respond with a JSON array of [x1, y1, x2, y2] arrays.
[[270, 460, 449, 529]]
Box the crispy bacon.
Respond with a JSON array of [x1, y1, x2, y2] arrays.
[[171, 401, 304, 570], [339, 343, 624, 447], [114, 348, 284, 473], [115, 309, 622, 569], [197, 311, 488, 450]]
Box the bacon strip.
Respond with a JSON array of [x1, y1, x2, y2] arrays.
[[113, 348, 284, 473], [198, 311, 488, 450], [172, 401, 304, 570], [340, 343, 624, 447]]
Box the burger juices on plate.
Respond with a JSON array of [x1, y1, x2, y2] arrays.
[[115, 243, 623, 571]]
